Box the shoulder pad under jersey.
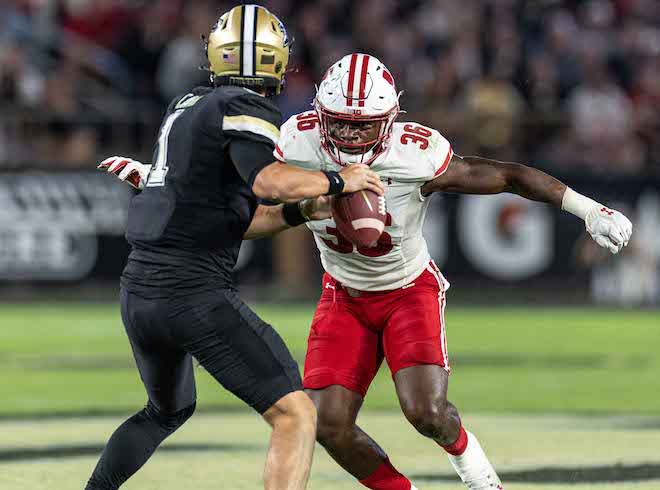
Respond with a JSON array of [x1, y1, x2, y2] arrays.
[[219, 89, 282, 147], [274, 111, 326, 170], [375, 122, 453, 182]]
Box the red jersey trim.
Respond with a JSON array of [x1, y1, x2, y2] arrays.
[[434, 147, 453, 176], [274, 144, 285, 162]]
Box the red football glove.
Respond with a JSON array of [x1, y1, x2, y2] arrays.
[[98, 156, 151, 190]]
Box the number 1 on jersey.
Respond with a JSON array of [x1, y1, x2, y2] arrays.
[[147, 110, 183, 187]]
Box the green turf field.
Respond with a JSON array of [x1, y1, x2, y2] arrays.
[[0, 304, 658, 416], [2, 412, 660, 489], [1, 303, 659, 489]]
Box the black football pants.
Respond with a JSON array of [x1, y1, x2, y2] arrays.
[[85, 287, 301, 489]]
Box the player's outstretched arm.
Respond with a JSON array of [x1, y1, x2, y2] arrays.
[[422, 155, 633, 254], [421, 155, 567, 204], [243, 197, 331, 240], [252, 162, 384, 202]]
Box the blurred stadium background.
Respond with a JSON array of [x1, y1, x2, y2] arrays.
[[1, 1, 659, 489]]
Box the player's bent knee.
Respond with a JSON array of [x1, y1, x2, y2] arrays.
[[144, 400, 196, 433], [264, 390, 317, 430], [401, 398, 454, 442]]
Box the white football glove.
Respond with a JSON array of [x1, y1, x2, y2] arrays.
[[585, 206, 633, 254], [98, 156, 151, 190]]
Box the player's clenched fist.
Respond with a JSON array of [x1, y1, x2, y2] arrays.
[[562, 187, 633, 255], [585, 206, 633, 255], [98, 156, 151, 190], [339, 163, 385, 195], [300, 196, 332, 221]]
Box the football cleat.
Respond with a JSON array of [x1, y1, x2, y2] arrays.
[[447, 431, 503, 490], [463, 468, 503, 490]]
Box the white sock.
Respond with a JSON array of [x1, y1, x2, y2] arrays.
[[446, 430, 502, 489]]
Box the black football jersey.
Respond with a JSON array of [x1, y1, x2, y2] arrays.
[[121, 86, 281, 296]]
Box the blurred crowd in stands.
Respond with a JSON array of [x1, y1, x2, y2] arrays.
[[1, 0, 659, 175]]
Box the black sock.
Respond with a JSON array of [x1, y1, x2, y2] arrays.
[[85, 402, 195, 490]]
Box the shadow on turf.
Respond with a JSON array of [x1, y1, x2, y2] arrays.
[[412, 463, 660, 484], [0, 443, 261, 462]]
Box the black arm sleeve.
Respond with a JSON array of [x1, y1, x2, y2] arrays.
[[229, 139, 277, 188], [222, 92, 282, 188]]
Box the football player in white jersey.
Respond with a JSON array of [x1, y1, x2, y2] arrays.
[[102, 53, 632, 490], [274, 53, 631, 490]]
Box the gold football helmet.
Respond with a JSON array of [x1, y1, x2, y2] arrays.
[[205, 4, 290, 95]]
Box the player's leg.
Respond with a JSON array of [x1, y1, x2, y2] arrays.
[[307, 386, 381, 477], [385, 265, 502, 490], [85, 289, 196, 490], [307, 386, 414, 490], [395, 366, 460, 444], [394, 366, 501, 489], [182, 289, 315, 490], [262, 390, 317, 490], [303, 278, 415, 490]]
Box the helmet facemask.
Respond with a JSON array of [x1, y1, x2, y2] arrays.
[[316, 104, 399, 166], [314, 53, 401, 165]]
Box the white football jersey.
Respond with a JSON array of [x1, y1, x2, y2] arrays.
[[275, 111, 453, 291]]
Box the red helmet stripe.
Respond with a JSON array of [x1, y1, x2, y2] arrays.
[[346, 53, 358, 106], [382, 69, 395, 88], [358, 55, 370, 107]]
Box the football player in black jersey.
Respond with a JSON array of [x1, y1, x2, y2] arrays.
[[85, 5, 383, 490]]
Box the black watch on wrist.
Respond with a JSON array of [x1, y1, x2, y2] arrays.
[[323, 171, 345, 195]]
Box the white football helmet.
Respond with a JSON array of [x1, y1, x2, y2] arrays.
[[315, 53, 400, 165]]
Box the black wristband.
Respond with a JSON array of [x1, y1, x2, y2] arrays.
[[323, 170, 345, 195], [282, 202, 309, 227]]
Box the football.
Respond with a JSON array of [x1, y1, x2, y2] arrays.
[[331, 190, 387, 248]]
